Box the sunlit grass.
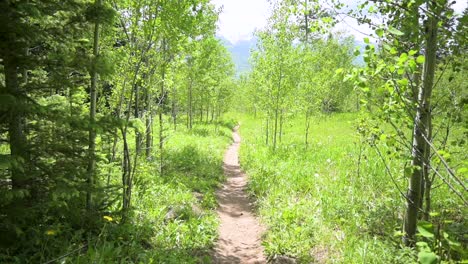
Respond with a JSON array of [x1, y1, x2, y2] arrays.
[[33, 120, 235, 263], [238, 113, 416, 263]]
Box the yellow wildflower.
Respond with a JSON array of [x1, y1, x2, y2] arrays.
[[103, 215, 113, 222], [45, 230, 56, 236]]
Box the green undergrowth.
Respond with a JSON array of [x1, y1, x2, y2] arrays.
[[7, 120, 235, 264], [83, 122, 234, 263], [237, 113, 465, 263]]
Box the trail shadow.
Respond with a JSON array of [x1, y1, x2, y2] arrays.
[[148, 247, 213, 263], [188, 121, 237, 141], [191, 127, 210, 137]]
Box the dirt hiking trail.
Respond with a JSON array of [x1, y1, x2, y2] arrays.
[[212, 126, 266, 264]]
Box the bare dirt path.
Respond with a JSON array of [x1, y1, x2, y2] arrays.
[[212, 126, 266, 264]]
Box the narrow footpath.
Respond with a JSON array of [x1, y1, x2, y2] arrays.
[[212, 126, 266, 264]]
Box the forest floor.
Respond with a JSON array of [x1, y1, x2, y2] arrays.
[[212, 126, 266, 264]]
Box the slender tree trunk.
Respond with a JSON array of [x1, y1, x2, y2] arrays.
[[134, 83, 142, 154], [188, 78, 193, 129], [411, 3, 425, 218], [199, 102, 203, 123], [273, 106, 279, 150], [273, 76, 282, 150], [5, 50, 29, 190], [121, 127, 132, 215], [145, 88, 152, 158], [172, 87, 177, 131], [422, 115, 433, 220], [305, 110, 311, 147], [86, 0, 101, 210], [404, 7, 438, 246], [159, 65, 166, 176], [279, 109, 284, 144]]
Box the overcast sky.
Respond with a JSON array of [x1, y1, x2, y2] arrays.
[[212, 0, 468, 44]]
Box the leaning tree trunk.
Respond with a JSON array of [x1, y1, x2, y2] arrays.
[[404, 6, 438, 246], [86, 0, 101, 210]]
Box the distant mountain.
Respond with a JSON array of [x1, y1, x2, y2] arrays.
[[219, 36, 365, 74], [218, 36, 257, 76]]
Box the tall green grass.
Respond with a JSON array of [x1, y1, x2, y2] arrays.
[[238, 113, 419, 263]]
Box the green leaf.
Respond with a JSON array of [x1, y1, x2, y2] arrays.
[[389, 27, 404, 36], [397, 78, 409, 86], [417, 222, 434, 238], [376, 28, 384, 37], [418, 251, 438, 264], [457, 167, 468, 174], [354, 49, 361, 56], [399, 53, 408, 63], [416, 55, 425, 64], [429, 212, 439, 217], [364, 37, 370, 44], [416, 241, 429, 248]]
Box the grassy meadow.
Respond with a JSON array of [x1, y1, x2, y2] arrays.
[[235, 112, 465, 263]]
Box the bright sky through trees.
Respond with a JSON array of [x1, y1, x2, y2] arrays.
[[213, 0, 468, 44]]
